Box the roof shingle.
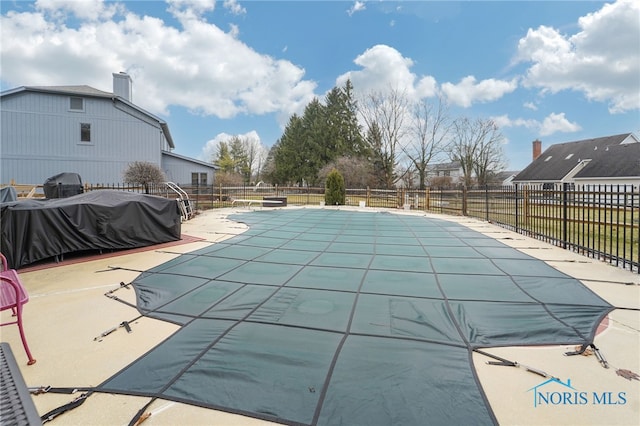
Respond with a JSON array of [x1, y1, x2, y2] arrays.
[[513, 133, 638, 181]]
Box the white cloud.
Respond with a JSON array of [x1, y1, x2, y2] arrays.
[[492, 112, 580, 137], [347, 1, 366, 17], [523, 101, 537, 111], [415, 76, 438, 99], [0, 2, 317, 121], [167, 0, 215, 17], [539, 112, 581, 136], [35, 0, 121, 21], [492, 114, 538, 130], [223, 0, 246, 16], [337, 44, 436, 102], [200, 130, 260, 161], [440, 76, 518, 108], [516, 0, 639, 113]]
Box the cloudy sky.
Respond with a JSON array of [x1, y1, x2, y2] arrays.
[[1, 0, 638, 170]]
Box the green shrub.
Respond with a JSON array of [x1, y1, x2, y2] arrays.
[[325, 168, 346, 205]]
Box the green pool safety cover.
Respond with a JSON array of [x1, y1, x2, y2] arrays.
[[99, 209, 612, 425]]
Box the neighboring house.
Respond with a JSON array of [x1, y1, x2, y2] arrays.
[[425, 161, 514, 187], [493, 171, 519, 186], [513, 133, 640, 189], [0, 72, 217, 186], [427, 161, 463, 184]]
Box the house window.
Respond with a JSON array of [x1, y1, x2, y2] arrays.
[[80, 123, 91, 142], [444, 170, 450, 177], [70, 97, 84, 111], [192, 173, 208, 186]]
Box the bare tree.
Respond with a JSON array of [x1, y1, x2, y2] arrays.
[[473, 122, 507, 186], [243, 137, 269, 184], [123, 161, 165, 193], [211, 135, 269, 184], [358, 88, 409, 189], [318, 156, 375, 188], [449, 117, 506, 187], [214, 171, 244, 187], [402, 96, 450, 190]]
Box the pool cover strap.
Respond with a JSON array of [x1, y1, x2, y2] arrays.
[[96, 209, 612, 426]]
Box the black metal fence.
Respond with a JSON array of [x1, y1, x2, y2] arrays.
[[83, 182, 639, 273]]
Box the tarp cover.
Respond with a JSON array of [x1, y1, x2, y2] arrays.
[[0, 186, 17, 203], [43, 172, 84, 199], [100, 209, 612, 425], [1, 190, 181, 269]]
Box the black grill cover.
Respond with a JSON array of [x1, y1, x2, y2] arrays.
[[43, 172, 84, 199], [1, 191, 181, 269]]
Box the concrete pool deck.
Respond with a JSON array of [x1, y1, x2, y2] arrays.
[[1, 206, 638, 425]]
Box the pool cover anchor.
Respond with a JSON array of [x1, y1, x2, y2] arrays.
[[40, 391, 92, 424], [475, 349, 554, 378], [104, 281, 133, 301], [564, 343, 609, 369], [93, 316, 140, 341]]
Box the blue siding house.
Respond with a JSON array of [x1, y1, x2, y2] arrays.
[[0, 73, 216, 186]]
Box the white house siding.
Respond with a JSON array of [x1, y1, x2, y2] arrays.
[[161, 152, 216, 186], [572, 179, 640, 207], [1, 91, 169, 184], [573, 178, 640, 190]]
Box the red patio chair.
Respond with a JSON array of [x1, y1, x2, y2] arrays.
[[1, 253, 36, 365]]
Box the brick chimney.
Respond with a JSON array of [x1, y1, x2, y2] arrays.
[[112, 72, 132, 102], [532, 139, 542, 161]]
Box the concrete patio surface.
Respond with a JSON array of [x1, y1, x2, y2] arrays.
[[1, 206, 638, 425]]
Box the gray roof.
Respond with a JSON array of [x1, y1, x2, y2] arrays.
[[494, 170, 519, 180], [574, 143, 640, 179], [429, 161, 461, 171], [513, 133, 639, 182], [162, 151, 219, 170], [26, 85, 113, 97]]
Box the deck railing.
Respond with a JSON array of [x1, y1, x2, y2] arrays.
[[6, 182, 639, 273]]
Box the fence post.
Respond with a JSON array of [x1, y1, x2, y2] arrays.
[[562, 183, 569, 249], [195, 181, 199, 210], [484, 185, 489, 222], [523, 186, 529, 227], [462, 185, 468, 216], [515, 184, 519, 233], [425, 188, 429, 211]]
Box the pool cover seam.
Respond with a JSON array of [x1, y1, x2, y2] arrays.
[[100, 209, 614, 426]]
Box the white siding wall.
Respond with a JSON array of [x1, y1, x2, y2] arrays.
[[574, 178, 640, 188], [1, 91, 169, 184]]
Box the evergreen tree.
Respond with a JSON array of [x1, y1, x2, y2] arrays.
[[213, 142, 235, 173], [341, 79, 368, 157], [272, 114, 307, 185], [229, 136, 250, 183], [268, 80, 368, 185], [325, 168, 346, 205]]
